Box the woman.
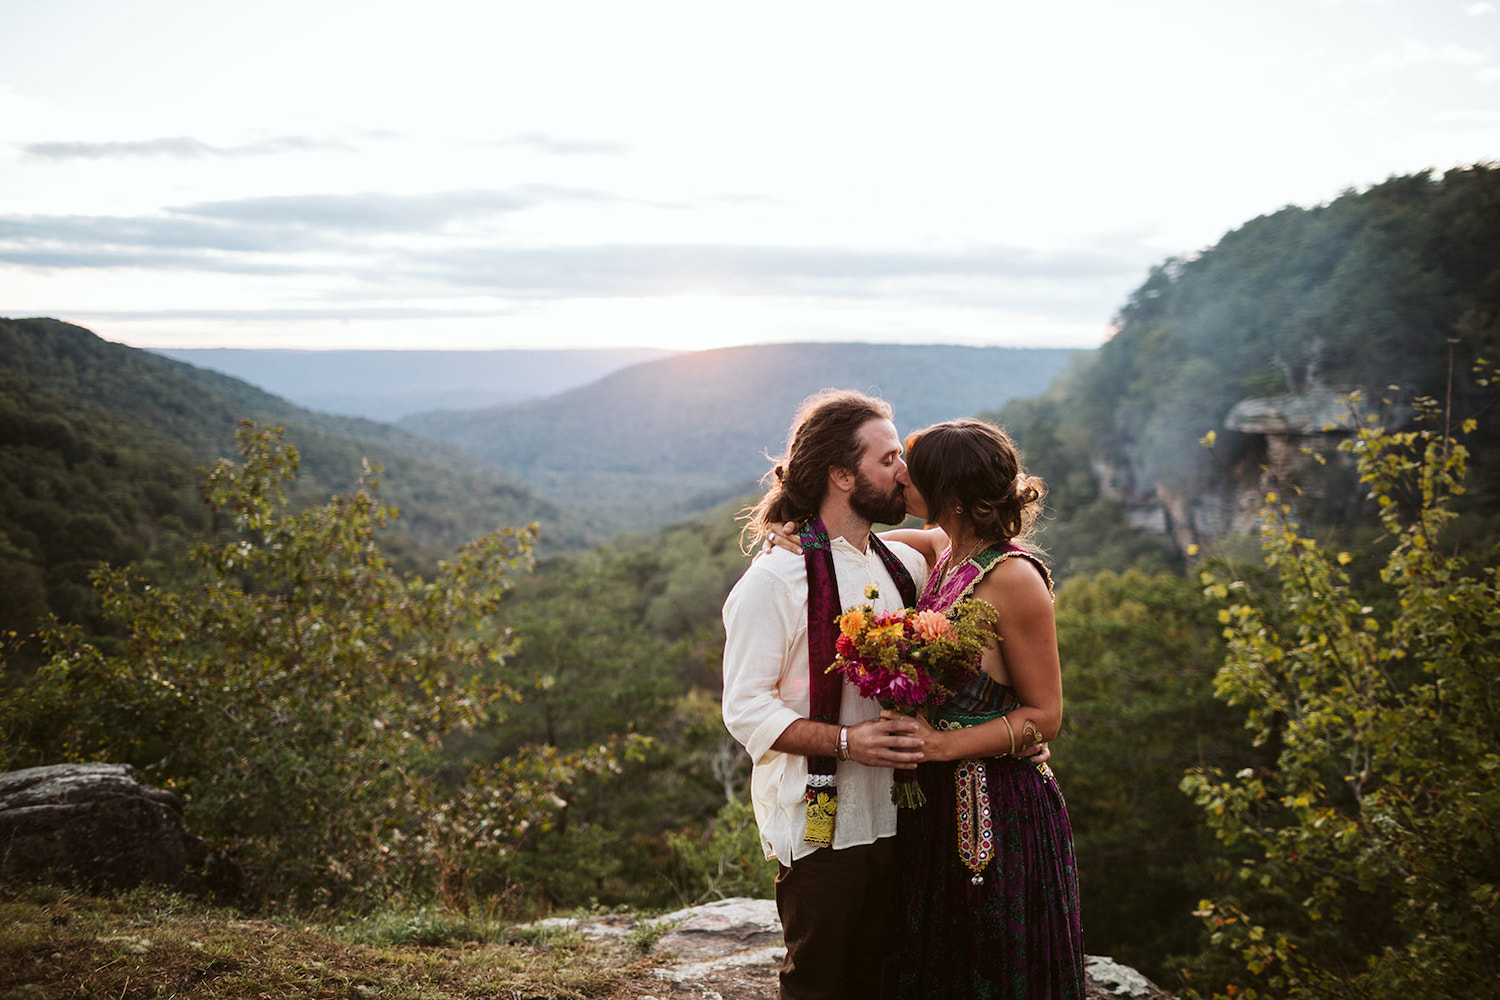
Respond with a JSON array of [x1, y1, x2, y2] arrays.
[[771, 417, 1084, 998]]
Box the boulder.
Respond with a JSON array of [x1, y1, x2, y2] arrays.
[[653, 896, 783, 962], [0, 763, 189, 890]]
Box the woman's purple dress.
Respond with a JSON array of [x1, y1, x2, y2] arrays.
[[882, 544, 1085, 1000]]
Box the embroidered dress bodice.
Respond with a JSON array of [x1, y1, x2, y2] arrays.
[[918, 540, 1051, 728]]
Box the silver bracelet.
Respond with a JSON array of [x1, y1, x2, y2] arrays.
[[837, 725, 851, 761]]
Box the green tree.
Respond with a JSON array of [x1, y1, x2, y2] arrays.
[[472, 513, 752, 910], [1181, 399, 1500, 998], [0, 423, 629, 910], [1054, 569, 1254, 986], [666, 796, 778, 904]]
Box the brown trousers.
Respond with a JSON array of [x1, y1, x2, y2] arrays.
[[775, 837, 897, 1000]]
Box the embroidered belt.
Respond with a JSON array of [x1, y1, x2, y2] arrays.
[[937, 718, 995, 885], [935, 713, 1050, 886]]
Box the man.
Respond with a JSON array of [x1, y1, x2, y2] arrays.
[[721, 389, 929, 1000]]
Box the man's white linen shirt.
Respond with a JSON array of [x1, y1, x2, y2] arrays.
[[721, 536, 928, 864]]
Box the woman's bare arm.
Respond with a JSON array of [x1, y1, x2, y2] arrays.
[[763, 521, 948, 572], [918, 558, 1063, 761]]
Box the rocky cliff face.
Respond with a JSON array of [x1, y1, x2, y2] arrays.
[[1093, 389, 1360, 555]]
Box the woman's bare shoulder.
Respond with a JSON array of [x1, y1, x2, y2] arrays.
[[973, 551, 1052, 604], [880, 526, 947, 568]]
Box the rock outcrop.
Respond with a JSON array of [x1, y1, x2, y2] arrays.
[[1224, 388, 1359, 488], [1093, 388, 1364, 556], [0, 763, 190, 890]]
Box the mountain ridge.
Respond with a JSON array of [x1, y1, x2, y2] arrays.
[[0, 318, 598, 648], [401, 342, 1083, 533], [150, 346, 678, 422]]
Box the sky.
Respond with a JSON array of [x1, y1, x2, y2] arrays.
[[1, 0, 1496, 353]]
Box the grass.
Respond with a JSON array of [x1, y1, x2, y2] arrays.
[[0, 884, 673, 999]]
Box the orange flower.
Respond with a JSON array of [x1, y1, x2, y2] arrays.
[[911, 610, 951, 641], [839, 608, 868, 638]]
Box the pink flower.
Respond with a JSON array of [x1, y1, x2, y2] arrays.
[[886, 673, 926, 707], [836, 634, 856, 657], [911, 610, 952, 641]]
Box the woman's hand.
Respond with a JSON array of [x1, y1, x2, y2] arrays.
[[761, 520, 803, 556], [1023, 741, 1051, 765], [880, 709, 1052, 765], [881, 709, 942, 759]]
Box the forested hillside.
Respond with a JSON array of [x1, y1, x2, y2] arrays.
[[0, 318, 591, 653], [401, 343, 1079, 534], [991, 164, 1500, 576]]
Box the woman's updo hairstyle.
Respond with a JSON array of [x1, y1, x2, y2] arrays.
[[905, 418, 1044, 544]]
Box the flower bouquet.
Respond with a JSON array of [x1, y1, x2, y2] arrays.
[[828, 586, 997, 806]]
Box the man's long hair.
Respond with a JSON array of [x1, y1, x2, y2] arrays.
[[739, 389, 893, 552]]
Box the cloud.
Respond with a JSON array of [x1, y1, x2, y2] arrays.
[[0, 243, 306, 274], [60, 305, 509, 322], [20, 135, 353, 160], [1326, 40, 1488, 85], [1467, 2, 1496, 14], [406, 244, 1146, 302], [0, 190, 1153, 317], [497, 132, 630, 155], [708, 193, 783, 207], [176, 190, 547, 232], [0, 213, 300, 253], [1433, 109, 1500, 123], [175, 186, 630, 232], [0, 187, 627, 259]]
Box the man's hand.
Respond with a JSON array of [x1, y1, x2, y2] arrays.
[[847, 716, 925, 770]]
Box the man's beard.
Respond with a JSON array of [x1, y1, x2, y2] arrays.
[[849, 471, 906, 525]]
